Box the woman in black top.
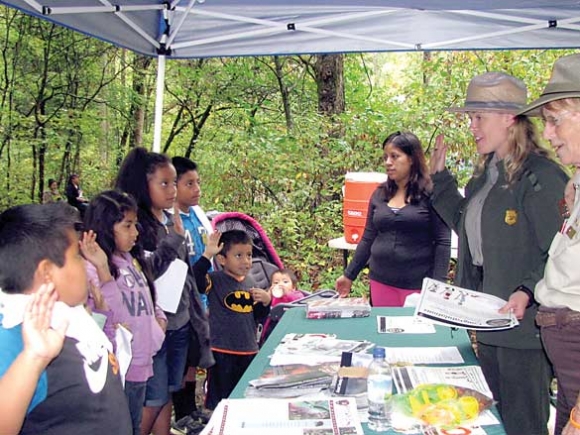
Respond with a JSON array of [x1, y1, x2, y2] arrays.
[[335, 131, 451, 306], [65, 174, 88, 216]]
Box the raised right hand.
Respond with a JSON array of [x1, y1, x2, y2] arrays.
[[79, 230, 108, 270], [172, 204, 185, 236], [22, 283, 68, 364], [203, 231, 223, 259], [429, 134, 448, 175]]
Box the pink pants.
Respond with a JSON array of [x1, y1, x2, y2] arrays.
[[369, 279, 421, 307]]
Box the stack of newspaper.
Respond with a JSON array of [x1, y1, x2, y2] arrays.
[[306, 297, 371, 319], [246, 334, 374, 400]]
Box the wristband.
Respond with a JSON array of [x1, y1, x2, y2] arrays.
[[570, 407, 580, 429]]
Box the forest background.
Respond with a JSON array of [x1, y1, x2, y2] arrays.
[[0, 7, 577, 293]]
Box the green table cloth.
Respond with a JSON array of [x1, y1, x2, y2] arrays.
[[230, 306, 506, 435]]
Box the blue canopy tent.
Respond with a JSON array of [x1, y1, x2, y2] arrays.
[[2, 0, 580, 150]]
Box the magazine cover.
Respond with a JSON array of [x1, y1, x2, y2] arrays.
[[249, 363, 338, 389], [245, 363, 338, 399]]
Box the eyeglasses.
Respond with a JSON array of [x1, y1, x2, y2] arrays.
[[542, 111, 571, 127]]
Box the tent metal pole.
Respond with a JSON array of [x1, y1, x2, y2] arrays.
[[152, 54, 166, 153]]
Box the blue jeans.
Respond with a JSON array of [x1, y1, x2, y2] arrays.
[[125, 381, 147, 435], [145, 323, 190, 407]]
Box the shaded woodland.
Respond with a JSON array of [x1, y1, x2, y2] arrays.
[[0, 7, 575, 290]]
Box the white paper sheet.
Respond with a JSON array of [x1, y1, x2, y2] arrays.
[[377, 315, 436, 334], [385, 347, 464, 364], [114, 324, 133, 387], [154, 259, 188, 313], [201, 397, 364, 435], [415, 278, 518, 330], [91, 312, 107, 330], [269, 333, 374, 366], [392, 365, 492, 397]]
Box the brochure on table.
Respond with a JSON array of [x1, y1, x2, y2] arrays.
[[415, 278, 518, 331], [377, 315, 436, 334], [269, 333, 374, 366], [269, 333, 465, 366], [200, 397, 364, 435]]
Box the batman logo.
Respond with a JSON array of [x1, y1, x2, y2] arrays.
[[224, 290, 253, 313]]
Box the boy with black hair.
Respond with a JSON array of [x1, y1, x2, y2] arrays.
[[171, 156, 214, 432], [193, 229, 271, 410], [0, 203, 131, 435]]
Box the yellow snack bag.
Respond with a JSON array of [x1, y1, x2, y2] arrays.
[[393, 384, 492, 429]]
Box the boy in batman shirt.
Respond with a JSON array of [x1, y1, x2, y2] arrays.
[[192, 230, 270, 410]]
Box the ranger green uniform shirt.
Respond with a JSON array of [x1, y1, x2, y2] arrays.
[[431, 153, 568, 349]]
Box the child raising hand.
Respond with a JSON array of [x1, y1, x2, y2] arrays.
[[193, 230, 271, 410]]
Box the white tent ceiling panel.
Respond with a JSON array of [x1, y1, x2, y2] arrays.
[[1, 1, 580, 58]]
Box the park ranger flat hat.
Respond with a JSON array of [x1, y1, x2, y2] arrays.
[[518, 54, 580, 116], [447, 71, 527, 114]]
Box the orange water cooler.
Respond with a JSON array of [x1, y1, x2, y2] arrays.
[[343, 172, 387, 244]]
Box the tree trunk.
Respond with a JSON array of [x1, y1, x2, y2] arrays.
[[422, 51, 432, 86], [130, 55, 152, 149], [315, 54, 345, 116], [274, 56, 293, 133]]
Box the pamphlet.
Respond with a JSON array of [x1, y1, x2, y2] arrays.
[[414, 278, 519, 330], [385, 346, 464, 365], [249, 363, 338, 389], [377, 315, 436, 334], [245, 363, 338, 398], [200, 397, 364, 435], [269, 333, 374, 366]]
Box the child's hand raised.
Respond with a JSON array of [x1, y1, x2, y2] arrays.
[[203, 231, 223, 259], [173, 204, 185, 236], [79, 231, 108, 269], [22, 282, 68, 364]]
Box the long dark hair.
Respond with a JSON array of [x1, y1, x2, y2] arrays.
[[84, 190, 157, 304], [115, 147, 172, 251], [66, 173, 79, 187], [381, 131, 432, 204]]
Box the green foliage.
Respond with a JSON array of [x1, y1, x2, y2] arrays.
[[1, 7, 578, 291]]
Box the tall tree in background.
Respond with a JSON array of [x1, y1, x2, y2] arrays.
[[131, 55, 152, 149], [315, 54, 345, 116]]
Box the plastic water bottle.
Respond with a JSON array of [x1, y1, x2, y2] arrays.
[[367, 346, 393, 432]]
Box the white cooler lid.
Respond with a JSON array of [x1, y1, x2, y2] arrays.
[[345, 172, 387, 183]]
